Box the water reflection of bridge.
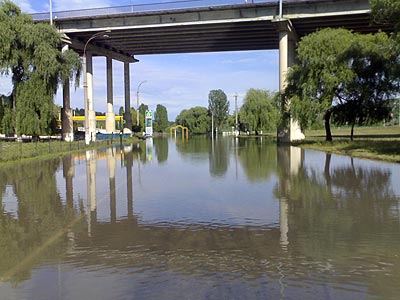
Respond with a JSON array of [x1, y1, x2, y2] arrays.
[[2, 138, 399, 297], [61, 142, 305, 252]]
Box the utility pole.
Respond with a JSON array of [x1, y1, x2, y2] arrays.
[[234, 94, 238, 132], [49, 0, 53, 25]]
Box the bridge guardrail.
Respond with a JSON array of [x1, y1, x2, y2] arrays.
[[31, 0, 276, 21]]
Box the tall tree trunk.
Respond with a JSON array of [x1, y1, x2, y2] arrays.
[[350, 122, 355, 141], [324, 109, 332, 141]]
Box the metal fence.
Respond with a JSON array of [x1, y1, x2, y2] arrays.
[[31, 0, 277, 21]]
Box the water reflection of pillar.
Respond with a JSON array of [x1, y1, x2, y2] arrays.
[[289, 146, 302, 176], [63, 154, 76, 253], [234, 137, 239, 180], [277, 145, 304, 249], [280, 197, 289, 249], [62, 155, 75, 209], [107, 148, 117, 223], [86, 150, 97, 236], [125, 149, 134, 220]]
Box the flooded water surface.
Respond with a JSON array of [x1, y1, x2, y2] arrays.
[[0, 136, 399, 299]]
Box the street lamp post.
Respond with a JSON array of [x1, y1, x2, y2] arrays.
[[83, 30, 110, 145], [136, 80, 147, 129], [49, 0, 53, 25]]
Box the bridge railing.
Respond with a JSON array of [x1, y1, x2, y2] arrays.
[[31, 0, 277, 21]]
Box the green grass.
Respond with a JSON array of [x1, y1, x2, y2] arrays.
[[294, 126, 400, 163], [0, 137, 137, 165]]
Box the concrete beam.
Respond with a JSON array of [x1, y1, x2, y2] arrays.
[[69, 37, 138, 63], [48, 1, 389, 56], [56, 1, 369, 31]]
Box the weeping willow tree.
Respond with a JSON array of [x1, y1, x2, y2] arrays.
[[0, 0, 81, 136]]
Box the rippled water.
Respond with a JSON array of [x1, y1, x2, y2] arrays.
[[1, 136, 399, 299]]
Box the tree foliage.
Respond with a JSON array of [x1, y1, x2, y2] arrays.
[[239, 89, 278, 133], [154, 104, 169, 132], [0, 0, 81, 135], [332, 32, 399, 139], [370, 0, 400, 31], [175, 106, 210, 134], [136, 103, 149, 132], [208, 89, 229, 131], [284, 28, 355, 141], [285, 28, 400, 141]]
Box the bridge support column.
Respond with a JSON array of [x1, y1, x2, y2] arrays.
[[61, 44, 74, 142], [85, 52, 96, 144], [123, 62, 133, 133], [106, 56, 116, 133], [62, 78, 74, 142], [276, 19, 304, 142]]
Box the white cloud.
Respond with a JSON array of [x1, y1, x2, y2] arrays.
[[11, 1, 281, 123], [13, 0, 37, 13], [47, 49, 281, 121], [221, 58, 258, 64]]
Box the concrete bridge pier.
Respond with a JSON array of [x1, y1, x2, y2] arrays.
[[61, 44, 74, 142], [123, 62, 133, 133], [106, 56, 116, 133], [62, 78, 74, 142], [275, 19, 305, 142]]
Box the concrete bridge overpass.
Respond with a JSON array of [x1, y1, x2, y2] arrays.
[[33, 0, 391, 142]]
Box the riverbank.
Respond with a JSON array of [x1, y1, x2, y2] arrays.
[[0, 137, 138, 166], [293, 126, 400, 163]]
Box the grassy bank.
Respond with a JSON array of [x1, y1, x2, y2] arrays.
[[0, 137, 138, 166], [293, 126, 400, 163]]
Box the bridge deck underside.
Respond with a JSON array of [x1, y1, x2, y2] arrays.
[[64, 13, 391, 56]]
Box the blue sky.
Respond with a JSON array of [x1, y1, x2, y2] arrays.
[[4, 0, 279, 120]]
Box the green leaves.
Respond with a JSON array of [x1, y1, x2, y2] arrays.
[[0, 0, 81, 135], [15, 76, 54, 136], [154, 104, 169, 132], [239, 89, 278, 132], [370, 0, 400, 31], [176, 107, 210, 134], [285, 27, 400, 140], [208, 89, 229, 130]]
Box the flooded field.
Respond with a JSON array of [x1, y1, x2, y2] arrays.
[[1, 136, 399, 299]]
